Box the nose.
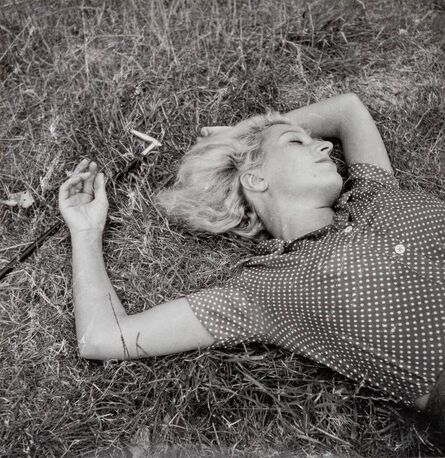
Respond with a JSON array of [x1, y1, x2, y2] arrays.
[[317, 141, 333, 154]]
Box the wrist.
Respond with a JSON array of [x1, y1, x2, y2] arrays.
[[70, 229, 103, 243]]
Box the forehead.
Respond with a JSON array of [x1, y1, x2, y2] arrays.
[[261, 122, 306, 146]]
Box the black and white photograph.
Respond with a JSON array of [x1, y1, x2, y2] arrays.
[[1, 0, 444, 456]]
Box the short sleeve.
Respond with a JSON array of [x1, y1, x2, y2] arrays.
[[185, 272, 265, 349], [348, 162, 399, 190], [336, 162, 400, 209]]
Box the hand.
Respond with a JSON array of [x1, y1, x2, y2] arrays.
[[58, 158, 109, 235], [197, 125, 238, 145], [199, 117, 261, 140], [200, 126, 232, 137]]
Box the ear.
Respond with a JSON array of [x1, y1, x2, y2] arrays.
[[240, 169, 268, 192]]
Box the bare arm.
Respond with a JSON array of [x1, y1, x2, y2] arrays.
[[283, 93, 393, 172], [59, 160, 215, 361], [71, 231, 215, 360], [202, 93, 393, 173], [71, 231, 127, 355]]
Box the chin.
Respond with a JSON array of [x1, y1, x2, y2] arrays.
[[327, 177, 344, 206]]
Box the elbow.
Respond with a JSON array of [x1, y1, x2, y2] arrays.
[[338, 93, 367, 133], [77, 333, 111, 361], [77, 335, 130, 361], [78, 336, 103, 360], [343, 91, 358, 99], [343, 92, 365, 108]]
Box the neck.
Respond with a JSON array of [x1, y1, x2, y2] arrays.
[[258, 200, 335, 241]]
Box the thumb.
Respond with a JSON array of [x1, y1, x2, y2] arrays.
[[94, 172, 108, 201]]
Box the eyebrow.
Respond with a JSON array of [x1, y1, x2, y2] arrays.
[[278, 128, 307, 139]]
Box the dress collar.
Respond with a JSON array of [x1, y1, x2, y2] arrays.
[[254, 190, 353, 256]]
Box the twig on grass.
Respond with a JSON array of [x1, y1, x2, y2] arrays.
[[0, 131, 162, 282]]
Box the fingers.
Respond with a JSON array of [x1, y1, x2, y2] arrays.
[[58, 172, 91, 202], [72, 158, 91, 174], [93, 172, 108, 203], [68, 158, 98, 194], [200, 126, 231, 137], [83, 161, 98, 195], [68, 158, 91, 193]]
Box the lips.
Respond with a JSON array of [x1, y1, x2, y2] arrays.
[[316, 157, 332, 163]]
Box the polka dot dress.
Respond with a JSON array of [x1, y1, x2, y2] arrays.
[[186, 163, 445, 407]]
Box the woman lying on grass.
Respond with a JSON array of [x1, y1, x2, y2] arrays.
[[58, 93, 445, 434]]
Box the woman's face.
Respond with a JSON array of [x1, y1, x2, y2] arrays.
[[259, 123, 344, 207]]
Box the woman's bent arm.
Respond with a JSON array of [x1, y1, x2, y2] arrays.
[[202, 93, 392, 172], [283, 93, 393, 172], [282, 93, 348, 138], [71, 230, 215, 360], [60, 161, 215, 360], [71, 230, 127, 356]]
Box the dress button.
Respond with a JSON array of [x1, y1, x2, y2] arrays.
[[395, 244, 405, 254], [344, 225, 353, 233]]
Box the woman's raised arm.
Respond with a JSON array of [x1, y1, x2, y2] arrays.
[[202, 93, 393, 173], [59, 160, 215, 361], [282, 93, 393, 172]]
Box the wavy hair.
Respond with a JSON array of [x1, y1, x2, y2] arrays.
[[154, 111, 291, 240]]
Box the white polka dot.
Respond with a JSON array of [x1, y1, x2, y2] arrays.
[[185, 163, 445, 408]]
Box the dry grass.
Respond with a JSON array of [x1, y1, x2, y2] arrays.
[[1, 0, 444, 456]]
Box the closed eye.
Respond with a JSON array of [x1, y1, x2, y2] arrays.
[[290, 140, 302, 144]]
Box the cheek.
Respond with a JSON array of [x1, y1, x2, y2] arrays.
[[265, 153, 305, 180], [264, 161, 292, 188]]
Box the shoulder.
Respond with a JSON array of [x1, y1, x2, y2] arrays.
[[347, 162, 399, 189]]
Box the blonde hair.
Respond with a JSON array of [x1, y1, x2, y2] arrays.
[[154, 111, 291, 240]]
